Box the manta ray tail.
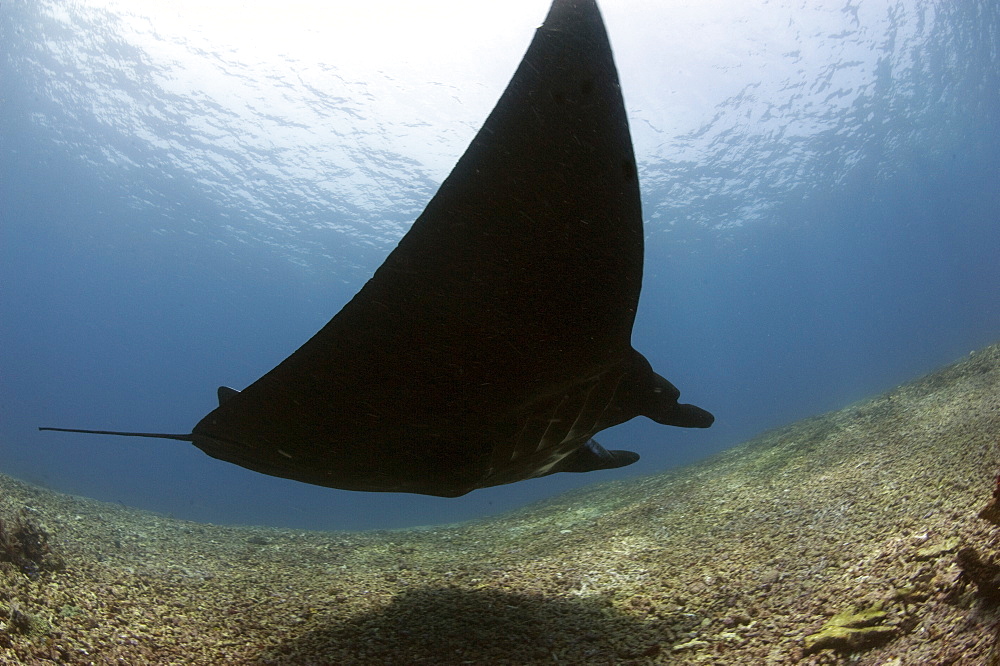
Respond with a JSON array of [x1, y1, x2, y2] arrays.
[[38, 427, 193, 442]]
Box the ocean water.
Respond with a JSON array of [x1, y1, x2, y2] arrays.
[[1, 0, 997, 531]]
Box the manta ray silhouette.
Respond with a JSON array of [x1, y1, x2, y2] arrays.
[[40, 0, 713, 497]]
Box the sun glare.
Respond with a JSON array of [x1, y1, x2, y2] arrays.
[[40, 0, 920, 193], [89, 0, 547, 77]]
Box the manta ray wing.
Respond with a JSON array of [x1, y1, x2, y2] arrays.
[[41, 0, 713, 497]]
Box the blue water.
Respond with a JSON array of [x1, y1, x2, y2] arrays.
[[2, 0, 998, 530]]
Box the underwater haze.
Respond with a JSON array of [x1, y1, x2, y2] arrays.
[[2, 0, 998, 531]]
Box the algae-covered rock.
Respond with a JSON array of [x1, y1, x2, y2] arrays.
[[891, 584, 929, 604], [914, 536, 961, 561], [804, 606, 895, 653]]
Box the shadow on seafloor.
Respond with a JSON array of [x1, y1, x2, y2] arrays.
[[259, 585, 683, 663]]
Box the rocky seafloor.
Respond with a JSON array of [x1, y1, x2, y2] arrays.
[[3, 342, 1000, 665]]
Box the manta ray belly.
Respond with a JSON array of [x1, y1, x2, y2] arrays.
[[484, 366, 628, 484]]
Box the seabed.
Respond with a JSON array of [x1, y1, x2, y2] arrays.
[[3, 343, 1000, 664]]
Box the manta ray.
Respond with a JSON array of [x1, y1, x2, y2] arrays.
[[40, 0, 713, 497]]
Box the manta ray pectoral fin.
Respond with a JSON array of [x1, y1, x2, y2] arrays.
[[217, 386, 241, 405], [545, 439, 640, 475]]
